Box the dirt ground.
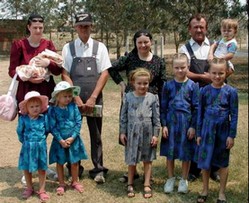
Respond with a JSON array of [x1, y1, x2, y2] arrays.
[[0, 54, 248, 203]]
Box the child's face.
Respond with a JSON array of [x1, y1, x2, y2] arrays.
[[26, 100, 42, 118], [209, 63, 227, 87], [221, 26, 236, 41], [133, 76, 149, 96], [57, 91, 73, 107], [173, 59, 188, 81]]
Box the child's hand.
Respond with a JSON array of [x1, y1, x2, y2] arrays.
[[196, 136, 201, 145], [187, 127, 195, 140], [162, 126, 168, 139], [226, 137, 234, 149], [65, 137, 74, 146], [208, 54, 214, 62], [120, 134, 127, 146], [59, 139, 69, 148], [151, 136, 158, 147]]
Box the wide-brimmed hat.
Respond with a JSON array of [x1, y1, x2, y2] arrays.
[[19, 91, 48, 115], [74, 12, 92, 26], [50, 81, 81, 103]]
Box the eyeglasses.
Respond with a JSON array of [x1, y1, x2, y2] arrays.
[[31, 19, 44, 23]]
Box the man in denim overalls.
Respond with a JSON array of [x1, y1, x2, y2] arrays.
[[179, 14, 220, 184], [61, 12, 111, 183]]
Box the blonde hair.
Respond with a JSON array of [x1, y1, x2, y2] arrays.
[[129, 68, 152, 83], [221, 19, 238, 34], [172, 53, 189, 65], [54, 89, 73, 106], [208, 58, 228, 70]]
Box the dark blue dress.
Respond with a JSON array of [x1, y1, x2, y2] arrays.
[[160, 79, 199, 161], [48, 102, 88, 165], [195, 84, 238, 170]]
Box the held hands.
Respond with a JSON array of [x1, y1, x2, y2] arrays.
[[65, 137, 74, 146], [59, 140, 69, 148], [187, 127, 195, 140], [151, 136, 158, 147], [59, 137, 74, 148], [119, 134, 127, 146]]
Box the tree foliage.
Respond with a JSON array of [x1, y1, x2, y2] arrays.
[[1, 0, 247, 56]]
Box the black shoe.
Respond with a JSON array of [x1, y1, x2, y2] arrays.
[[119, 173, 140, 183], [188, 173, 197, 182], [78, 165, 84, 178], [210, 171, 220, 182], [66, 163, 84, 178]]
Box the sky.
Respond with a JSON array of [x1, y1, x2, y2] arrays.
[[0, 0, 247, 19]]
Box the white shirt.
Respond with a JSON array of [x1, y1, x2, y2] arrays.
[[179, 37, 211, 61], [62, 37, 111, 73]]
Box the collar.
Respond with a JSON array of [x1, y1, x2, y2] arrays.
[[189, 37, 210, 47], [75, 37, 93, 48]]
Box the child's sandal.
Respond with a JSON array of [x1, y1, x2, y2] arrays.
[[37, 191, 49, 202], [143, 185, 152, 198], [71, 182, 84, 193], [127, 184, 135, 198], [22, 187, 34, 199], [56, 184, 66, 195]]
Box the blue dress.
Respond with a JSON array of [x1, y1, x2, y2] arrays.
[[195, 84, 238, 170], [160, 79, 199, 161], [17, 114, 49, 172], [120, 92, 161, 165], [48, 102, 88, 165]]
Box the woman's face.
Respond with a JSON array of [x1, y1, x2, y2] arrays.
[[27, 20, 44, 38], [135, 35, 152, 55]]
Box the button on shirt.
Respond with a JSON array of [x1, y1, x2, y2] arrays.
[[62, 37, 112, 73], [179, 37, 211, 61]]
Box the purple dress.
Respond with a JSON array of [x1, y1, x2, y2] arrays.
[[160, 79, 199, 161], [195, 84, 238, 170]]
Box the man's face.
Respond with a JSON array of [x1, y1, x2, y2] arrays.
[[188, 18, 207, 44], [75, 24, 92, 40]]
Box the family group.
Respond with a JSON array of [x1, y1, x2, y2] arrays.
[[7, 11, 238, 203]]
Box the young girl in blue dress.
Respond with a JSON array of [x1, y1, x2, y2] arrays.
[[17, 91, 50, 202], [119, 68, 160, 198], [160, 53, 199, 194], [196, 58, 238, 203], [48, 81, 88, 195]]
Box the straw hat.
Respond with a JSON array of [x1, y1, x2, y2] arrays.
[[19, 91, 48, 115], [50, 81, 80, 103]]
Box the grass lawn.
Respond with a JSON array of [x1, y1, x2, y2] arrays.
[[0, 56, 247, 202]]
